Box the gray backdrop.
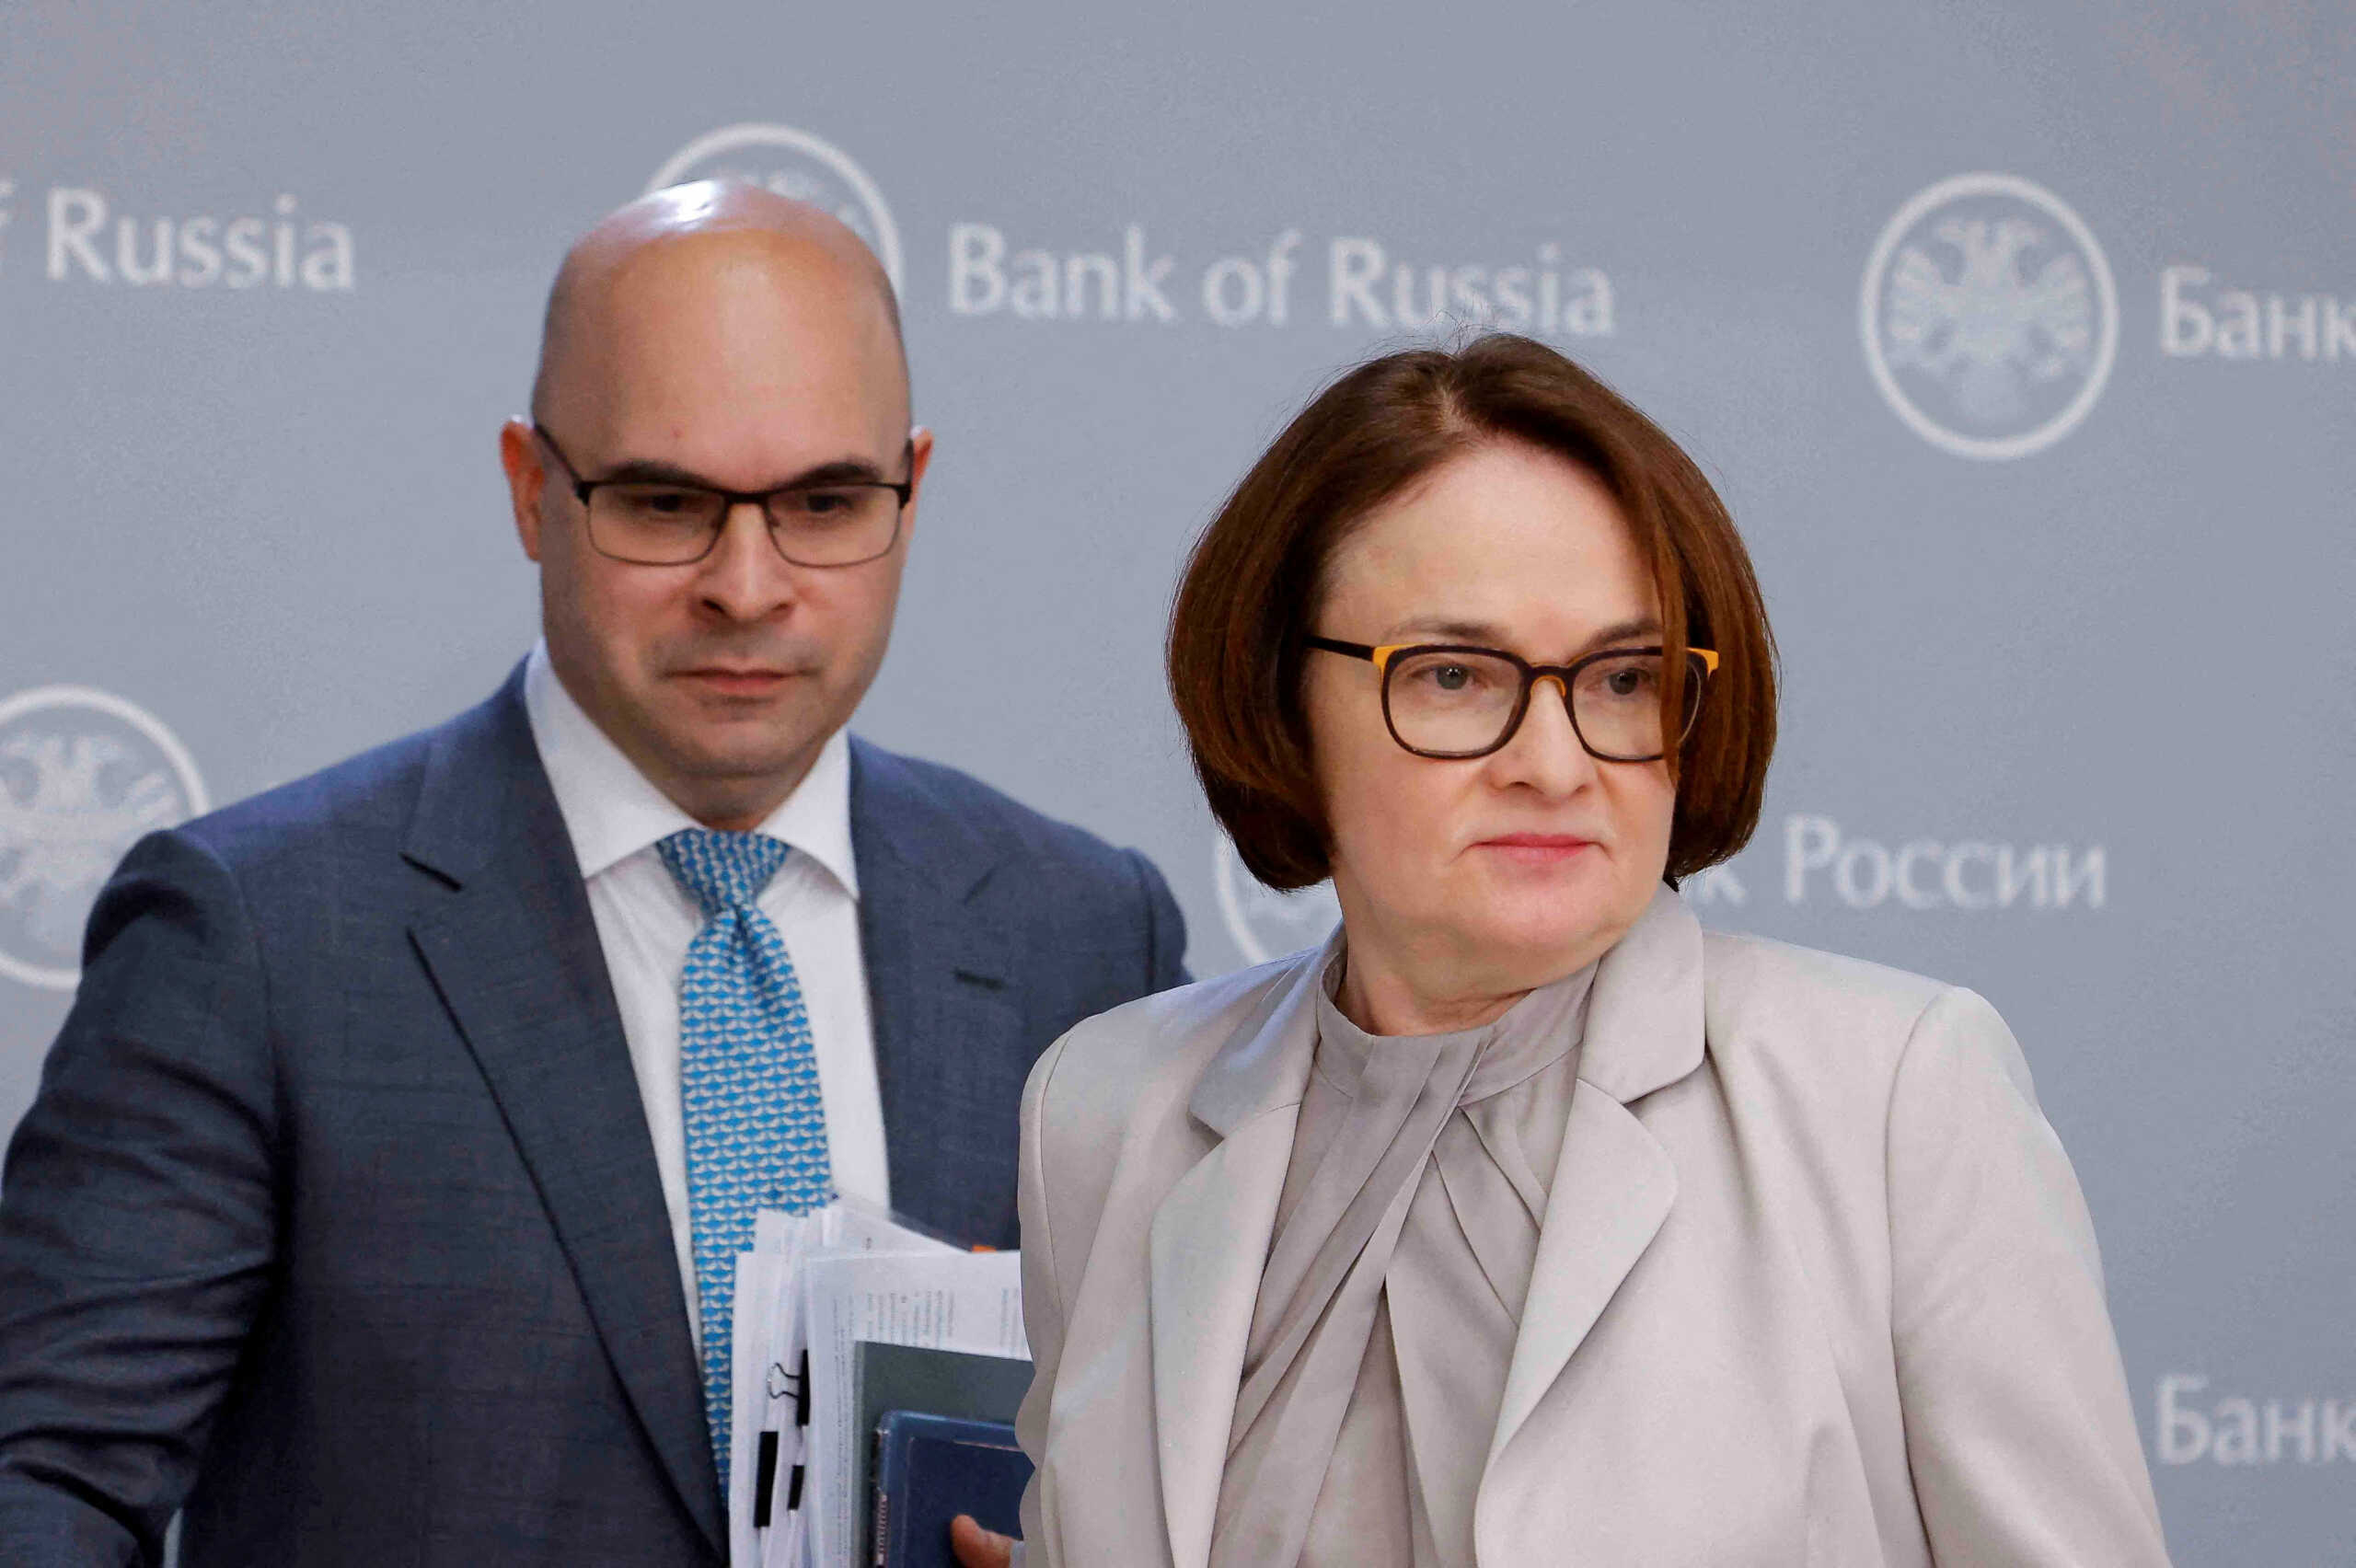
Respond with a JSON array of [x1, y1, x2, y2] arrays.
[[2, 1, 2350, 1559]]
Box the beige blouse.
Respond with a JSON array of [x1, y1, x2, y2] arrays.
[[1207, 950, 1594, 1568]]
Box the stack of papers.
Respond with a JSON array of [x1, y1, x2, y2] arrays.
[[726, 1199, 1031, 1568]]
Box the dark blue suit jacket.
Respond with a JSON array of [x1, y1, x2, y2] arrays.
[[0, 669, 1187, 1566]]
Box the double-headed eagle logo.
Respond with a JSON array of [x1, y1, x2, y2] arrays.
[[1862, 174, 2118, 461], [0, 687, 207, 989]]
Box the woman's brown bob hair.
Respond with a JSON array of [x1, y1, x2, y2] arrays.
[[1169, 333, 1777, 891]]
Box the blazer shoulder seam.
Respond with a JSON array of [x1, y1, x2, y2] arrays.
[[148, 824, 286, 1143], [202, 826, 286, 1141], [1880, 981, 1974, 1315], [1026, 1029, 1081, 1324]]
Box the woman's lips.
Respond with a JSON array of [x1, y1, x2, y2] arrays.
[[1476, 833, 1597, 865]]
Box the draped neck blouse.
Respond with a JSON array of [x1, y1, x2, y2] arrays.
[[1207, 947, 1595, 1568]]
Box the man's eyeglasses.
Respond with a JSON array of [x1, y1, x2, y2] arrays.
[[534, 427, 914, 568], [1305, 637, 1719, 763]]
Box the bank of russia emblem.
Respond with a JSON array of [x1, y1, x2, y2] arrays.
[[1861, 173, 2118, 461], [648, 123, 905, 292], [0, 686, 208, 990], [1213, 832, 1341, 968]]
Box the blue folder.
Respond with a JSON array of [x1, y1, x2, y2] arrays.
[[872, 1411, 1033, 1568]]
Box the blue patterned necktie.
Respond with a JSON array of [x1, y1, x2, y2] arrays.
[[657, 827, 836, 1495]]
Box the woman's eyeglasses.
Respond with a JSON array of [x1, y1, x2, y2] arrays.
[[1305, 637, 1718, 762]]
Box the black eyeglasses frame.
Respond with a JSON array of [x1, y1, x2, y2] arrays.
[[532, 425, 916, 568]]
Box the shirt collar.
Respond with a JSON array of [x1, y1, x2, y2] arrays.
[[521, 640, 859, 898]]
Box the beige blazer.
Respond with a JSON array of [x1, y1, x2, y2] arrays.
[[1013, 886, 2170, 1566]]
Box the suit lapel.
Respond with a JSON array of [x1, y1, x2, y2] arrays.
[[848, 739, 1020, 1243], [400, 671, 723, 1557], [1484, 1094, 1677, 1466], [1147, 948, 1324, 1568], [1484, 887, 1705, 1478]]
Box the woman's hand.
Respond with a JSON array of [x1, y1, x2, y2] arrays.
[[949, 1513, 1017, 1567]]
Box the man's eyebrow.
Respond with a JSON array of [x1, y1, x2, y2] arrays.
[[591, 455, 897, 490], [1380, 615, 1665, 655], [779, 457, 898, 488]]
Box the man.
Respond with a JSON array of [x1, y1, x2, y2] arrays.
[[0, 183, 1185, 1566]]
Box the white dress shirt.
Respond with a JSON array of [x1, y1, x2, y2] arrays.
[[521, 642, 889, 1349]]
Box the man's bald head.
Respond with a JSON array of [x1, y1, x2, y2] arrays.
[[529, 179, 907, 427]]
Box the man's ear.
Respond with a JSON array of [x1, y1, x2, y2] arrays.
[[499, 419, 548, 562], [898, 425, 936, 541]]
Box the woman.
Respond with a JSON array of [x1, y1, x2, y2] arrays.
[[997, 336, 2168, 1566]]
